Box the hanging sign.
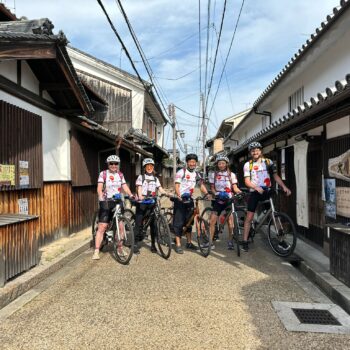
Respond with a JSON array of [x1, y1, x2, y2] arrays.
[[18, 198, 29, 215], [0, 164, 15, 186], [328, 149, 350, 182], [324, 178, 336, 219], [336, 187, 350, 218], [19, 160, 29, 188]]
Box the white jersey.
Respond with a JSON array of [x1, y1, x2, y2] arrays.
[[136, 174, 161, 196], [98, 170, 126, 200], [243, 158, 276, 191], [208, 170, 237, 198], [175, 168, 202, 196]]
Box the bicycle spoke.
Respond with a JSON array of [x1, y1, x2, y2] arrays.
[[113, 216, 134, 264]]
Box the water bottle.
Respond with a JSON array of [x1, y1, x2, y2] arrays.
[[106, 230, 113, 242]]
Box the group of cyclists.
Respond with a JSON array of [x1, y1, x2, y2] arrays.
[[92, 141, 291, 260]]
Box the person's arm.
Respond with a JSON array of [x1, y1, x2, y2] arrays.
[[200, 182, 209, 195], [158, 186, 167, 195], [210, 184, 215, 194], [273, 174, 291, 196], [175, 183, 181, 200], [244, 177, 264, 194], [121, 183, 133, 197], [233, 183, 241, 194], [136, 185, 144, 200], [97, 182, 104, 201]]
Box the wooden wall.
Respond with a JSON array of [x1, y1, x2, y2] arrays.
[[0, 182, 97, 247]]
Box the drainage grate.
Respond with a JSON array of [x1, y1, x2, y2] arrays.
[[292, 308, 341, 325]]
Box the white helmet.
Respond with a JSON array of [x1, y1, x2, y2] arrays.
[[106, 155, 120, 163], [216, 155, 229, 163], [142, 158, 155, 167]]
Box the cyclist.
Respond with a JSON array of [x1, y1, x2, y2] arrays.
[[92, 155, 134, 260], [208, 155, 242, 250], [173, 153, 210, 254], [134, 158, 168, 254], [242, 142, 291, 252]]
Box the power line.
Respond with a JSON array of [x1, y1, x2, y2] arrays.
[[155, 63, 203, 81], [207, 0, 246, 120], [174, 104, 201, 118], [205, 0, 227, 112]]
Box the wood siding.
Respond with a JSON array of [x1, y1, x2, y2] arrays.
[[0, 100, 43, 190], [77, 71, 132, 135], [0, 183, 97, 247]]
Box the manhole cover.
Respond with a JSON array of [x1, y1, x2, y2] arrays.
[[292, 308, 341, 325]]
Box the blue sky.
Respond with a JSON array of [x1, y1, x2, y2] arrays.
[[12, 0, 341, 153]]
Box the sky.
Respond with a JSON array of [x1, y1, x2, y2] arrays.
[[7, 0, 342, 154]]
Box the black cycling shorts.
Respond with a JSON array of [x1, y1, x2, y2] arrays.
[[211, 200, 231, 216], [247, 191, 270, 213], [98, 201, 117, 223]]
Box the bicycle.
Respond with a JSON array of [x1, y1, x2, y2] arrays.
[[91, 194, 134, 264], [247, 188, 297, 257], [130, 194, 172, 259], [201, 193, 247, 257], [166, 194, 211, 257]]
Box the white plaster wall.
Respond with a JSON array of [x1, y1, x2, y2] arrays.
[[132, 90, 144, 129], [0, 90, 71, 181], [0, 60, 17, 83], [326, 116, 350, 139], [21, 61, 39, 95]]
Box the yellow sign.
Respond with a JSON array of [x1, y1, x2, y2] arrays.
[[336, 187, 350, 218], [0, 164, 15, 186]]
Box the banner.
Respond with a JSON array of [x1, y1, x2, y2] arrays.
[[324, 178, 336, 219], [328, 149, 350, 182], [336, 187, 350, 218], [19, 160, 29, 188]]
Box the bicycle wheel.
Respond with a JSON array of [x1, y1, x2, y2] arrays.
[[113, 216, 134, 264], [124, 208, 135, 226], [267, 212, 297, 257], [156, 215, 172, 259], [196, 217, 211, 257], [91, 210, 99, 248], [232, 213, 241, 257], [201, 207, 219, 241]]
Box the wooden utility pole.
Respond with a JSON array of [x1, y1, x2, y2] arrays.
[[169, 103, 177, 181]]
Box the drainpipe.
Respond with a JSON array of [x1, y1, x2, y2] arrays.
[[253, 107, 272, 124]]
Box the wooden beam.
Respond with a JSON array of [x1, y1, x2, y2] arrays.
[[40, 82, 72, 91], [16, 60, 21, 85], [0, 44, 56, 60]]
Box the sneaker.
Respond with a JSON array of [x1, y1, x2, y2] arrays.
[[186, 242, 198, 250], [241, 241, 249, 252], [278, 240, 291, 251], [92, 250, 100, 260], [175, 246, 184, 254], [227, 241, 234, 250], [133, 245, 140, 254], [151, 245, 157, 253]]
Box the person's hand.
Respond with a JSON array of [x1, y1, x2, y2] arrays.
[[283, 187, 291, 196], [139, 195, 144, 201], [255, 186, 264, 194]]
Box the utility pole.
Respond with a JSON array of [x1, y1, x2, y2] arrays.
[[169, 103, 177, 181], [184, 144, 188, 156], [201, 93, 207, 179]]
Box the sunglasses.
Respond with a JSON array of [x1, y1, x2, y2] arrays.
[[108, 162, 119, 165]]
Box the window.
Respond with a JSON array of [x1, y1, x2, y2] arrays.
[[288, 87, 304, 112]]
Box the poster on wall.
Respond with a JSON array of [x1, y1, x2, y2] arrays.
[[325, 178, 336, 219], [336, 187, 350, 218], [18, 198, 29, 215], [281, 164, 286, 180], [0, 164, 15, 186], [328, 149, 350, 182], [19, 160, 29, 188]]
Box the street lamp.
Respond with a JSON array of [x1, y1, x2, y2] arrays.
[[177, 130, 185, 138]]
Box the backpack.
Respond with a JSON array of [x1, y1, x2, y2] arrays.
[[248, 158, 273, 180], [181, 167, 202, 184], [140, 174, 158, 196]]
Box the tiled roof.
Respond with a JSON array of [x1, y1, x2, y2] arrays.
[[253, 0, 350, 108], [230, 74, 350, 155]]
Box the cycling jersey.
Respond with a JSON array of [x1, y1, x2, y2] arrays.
[[98, 170, 126, 200], [135, 174, 161, 196], [175, 168, 202, 196], [208, 170, 237, 198], [243, 158, 277, 190]]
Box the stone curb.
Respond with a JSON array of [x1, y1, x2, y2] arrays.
[[298, 259, 350, 315], [0, 239, 91, 310]]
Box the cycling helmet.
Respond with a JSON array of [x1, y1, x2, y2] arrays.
[[142, 158, 155, 167], [248, 142, 262, 152], [106, 155, 120, 163], [216, 155, 229, 163], [185, 153, 198, 162]]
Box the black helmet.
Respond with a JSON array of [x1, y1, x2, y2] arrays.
[[248, 142, 262, 152], [185, 153, 198, 162]]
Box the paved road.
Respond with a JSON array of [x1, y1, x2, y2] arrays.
[[0, 233, 349, 349]]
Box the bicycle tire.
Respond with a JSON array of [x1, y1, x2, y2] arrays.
[[267, 212, 297, 257], [91, 210, 99, 248], [113, 216, 134, 265], [196, 217, 211, 257], [156, 215, 172, 259], [233, 213, 241, 257], [201, 206, 219, 241]]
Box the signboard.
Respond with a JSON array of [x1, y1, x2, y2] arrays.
[[336, 187, 350, 218], [325, 178, 336, 219], [328, 149, 350, 182], [18, 198, 29, 215], [0, 164, 15, 186], [19, 160, 29, 188]]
